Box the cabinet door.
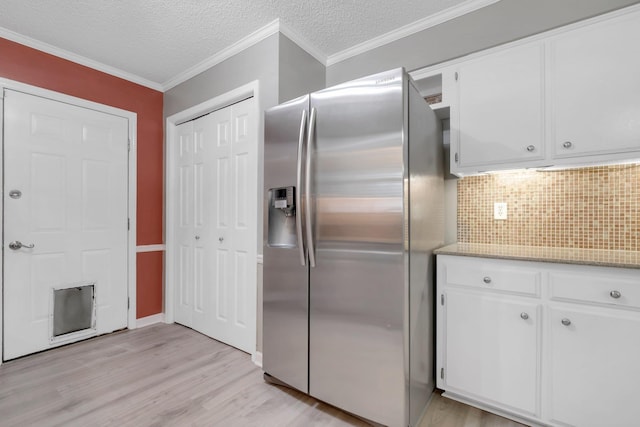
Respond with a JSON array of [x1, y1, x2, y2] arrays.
[[444, 290, 540, 415], [548, 306, 640, 427], [550, 13, 640, 159], [454, 43, 544, 170]]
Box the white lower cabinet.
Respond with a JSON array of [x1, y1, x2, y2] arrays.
[[437, 255, 640, 426], [445, 290, 539, 415], [547, 305, 640, 427]]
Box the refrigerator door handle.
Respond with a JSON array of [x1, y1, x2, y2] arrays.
[[305, 107, 317, 267], [295, 109, 307, 266]]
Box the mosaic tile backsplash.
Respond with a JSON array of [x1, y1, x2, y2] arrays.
[[457, 164, 640, 251]]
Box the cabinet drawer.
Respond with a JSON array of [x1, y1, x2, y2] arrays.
[[441, 256, 540, 296], [549, 270, 640, 309]]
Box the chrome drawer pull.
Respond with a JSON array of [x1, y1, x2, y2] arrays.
[[561, 318, 572, 326], [483, 276, 491, 284], [610, 290, 621, 299], [520, 312, 529, 320]]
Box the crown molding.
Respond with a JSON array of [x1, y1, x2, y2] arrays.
[[162, 19, 328, 91], [1, 0, 501, 92], [278, 21, 327, 65], [326, 0, 501, 67], [0, 26, 164, 91], [162, 19, 281, 91], [410, 1, 640, 81]]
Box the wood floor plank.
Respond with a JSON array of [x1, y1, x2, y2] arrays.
[[0, 323, 525, 427]]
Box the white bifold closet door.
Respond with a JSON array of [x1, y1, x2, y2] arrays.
[[173, 98, 256, 353], [3, 89, 129, 361]]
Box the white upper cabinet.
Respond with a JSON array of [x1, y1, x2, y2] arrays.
[[454, 43, 545, 171], [440, 5, 640, 175], [549, 13, 640, 159]]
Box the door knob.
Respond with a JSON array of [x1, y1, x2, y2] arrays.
[[9, 241, 35, 250], [219, 237, 224, 242], [195, 235, 200, 240]]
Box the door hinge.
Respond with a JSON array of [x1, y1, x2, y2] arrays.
[[454, 152, 459, 163], [441, 294, 445, 306], [128, 139, 131, 152], [441, 368, 445, 380], [128, 218, 130, 231], [128, 297, 130, 309]]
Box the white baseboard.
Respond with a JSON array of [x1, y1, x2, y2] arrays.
[[442, 391, 542, 427], [136, 313, 166, 328], [252, 351, 263, 368]]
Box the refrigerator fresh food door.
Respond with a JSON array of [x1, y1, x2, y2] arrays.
[[263, 95, 309, 393], [308, 69, 407, 427]]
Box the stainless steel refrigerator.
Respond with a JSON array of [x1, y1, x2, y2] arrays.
[[263, 68, 443, 427]]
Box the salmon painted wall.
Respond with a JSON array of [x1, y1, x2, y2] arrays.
[[0, 37, 164, 318]]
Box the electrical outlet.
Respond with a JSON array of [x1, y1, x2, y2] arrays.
[[494, 202, 507, 220]]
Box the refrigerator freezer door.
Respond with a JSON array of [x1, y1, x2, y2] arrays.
[[309, 69, 407, 426], [263, 95, 309, 393]]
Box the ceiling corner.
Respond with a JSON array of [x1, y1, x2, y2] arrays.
[[278, 21, 328, 66], [161, 19, 282, 91]]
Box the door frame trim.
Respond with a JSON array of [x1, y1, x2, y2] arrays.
[[0, 78, 138, 364], [165, 80, 260, 357]]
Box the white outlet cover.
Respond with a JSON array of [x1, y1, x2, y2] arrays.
[[494, 202, 507, 220]]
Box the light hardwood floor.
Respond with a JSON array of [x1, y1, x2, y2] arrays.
[[0, 324, 525, 427]]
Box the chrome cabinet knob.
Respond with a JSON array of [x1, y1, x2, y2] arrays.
[[562, 141, 573, 149], [610, 290, 621, 299], [219, 237, 224, 242], [526, 145, 535, 152], [483, 276, 491, 284], [9, 189, 22, 199], [9, 241, 35, 250], [195, 235, 200, 240], [561, 318, 572, 326], [520, 312, 529, 320]]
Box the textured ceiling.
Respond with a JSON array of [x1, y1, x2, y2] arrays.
[[0, 0, 473, 87]]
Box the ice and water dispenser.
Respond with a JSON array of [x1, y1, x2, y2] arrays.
[[267, 186, 297, 247]]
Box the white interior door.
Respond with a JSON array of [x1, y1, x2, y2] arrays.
[[173, 114, 215, 334], [174, 119, 195, 327], [3, 89, 129, 360], [173, 97, 256, 354]]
